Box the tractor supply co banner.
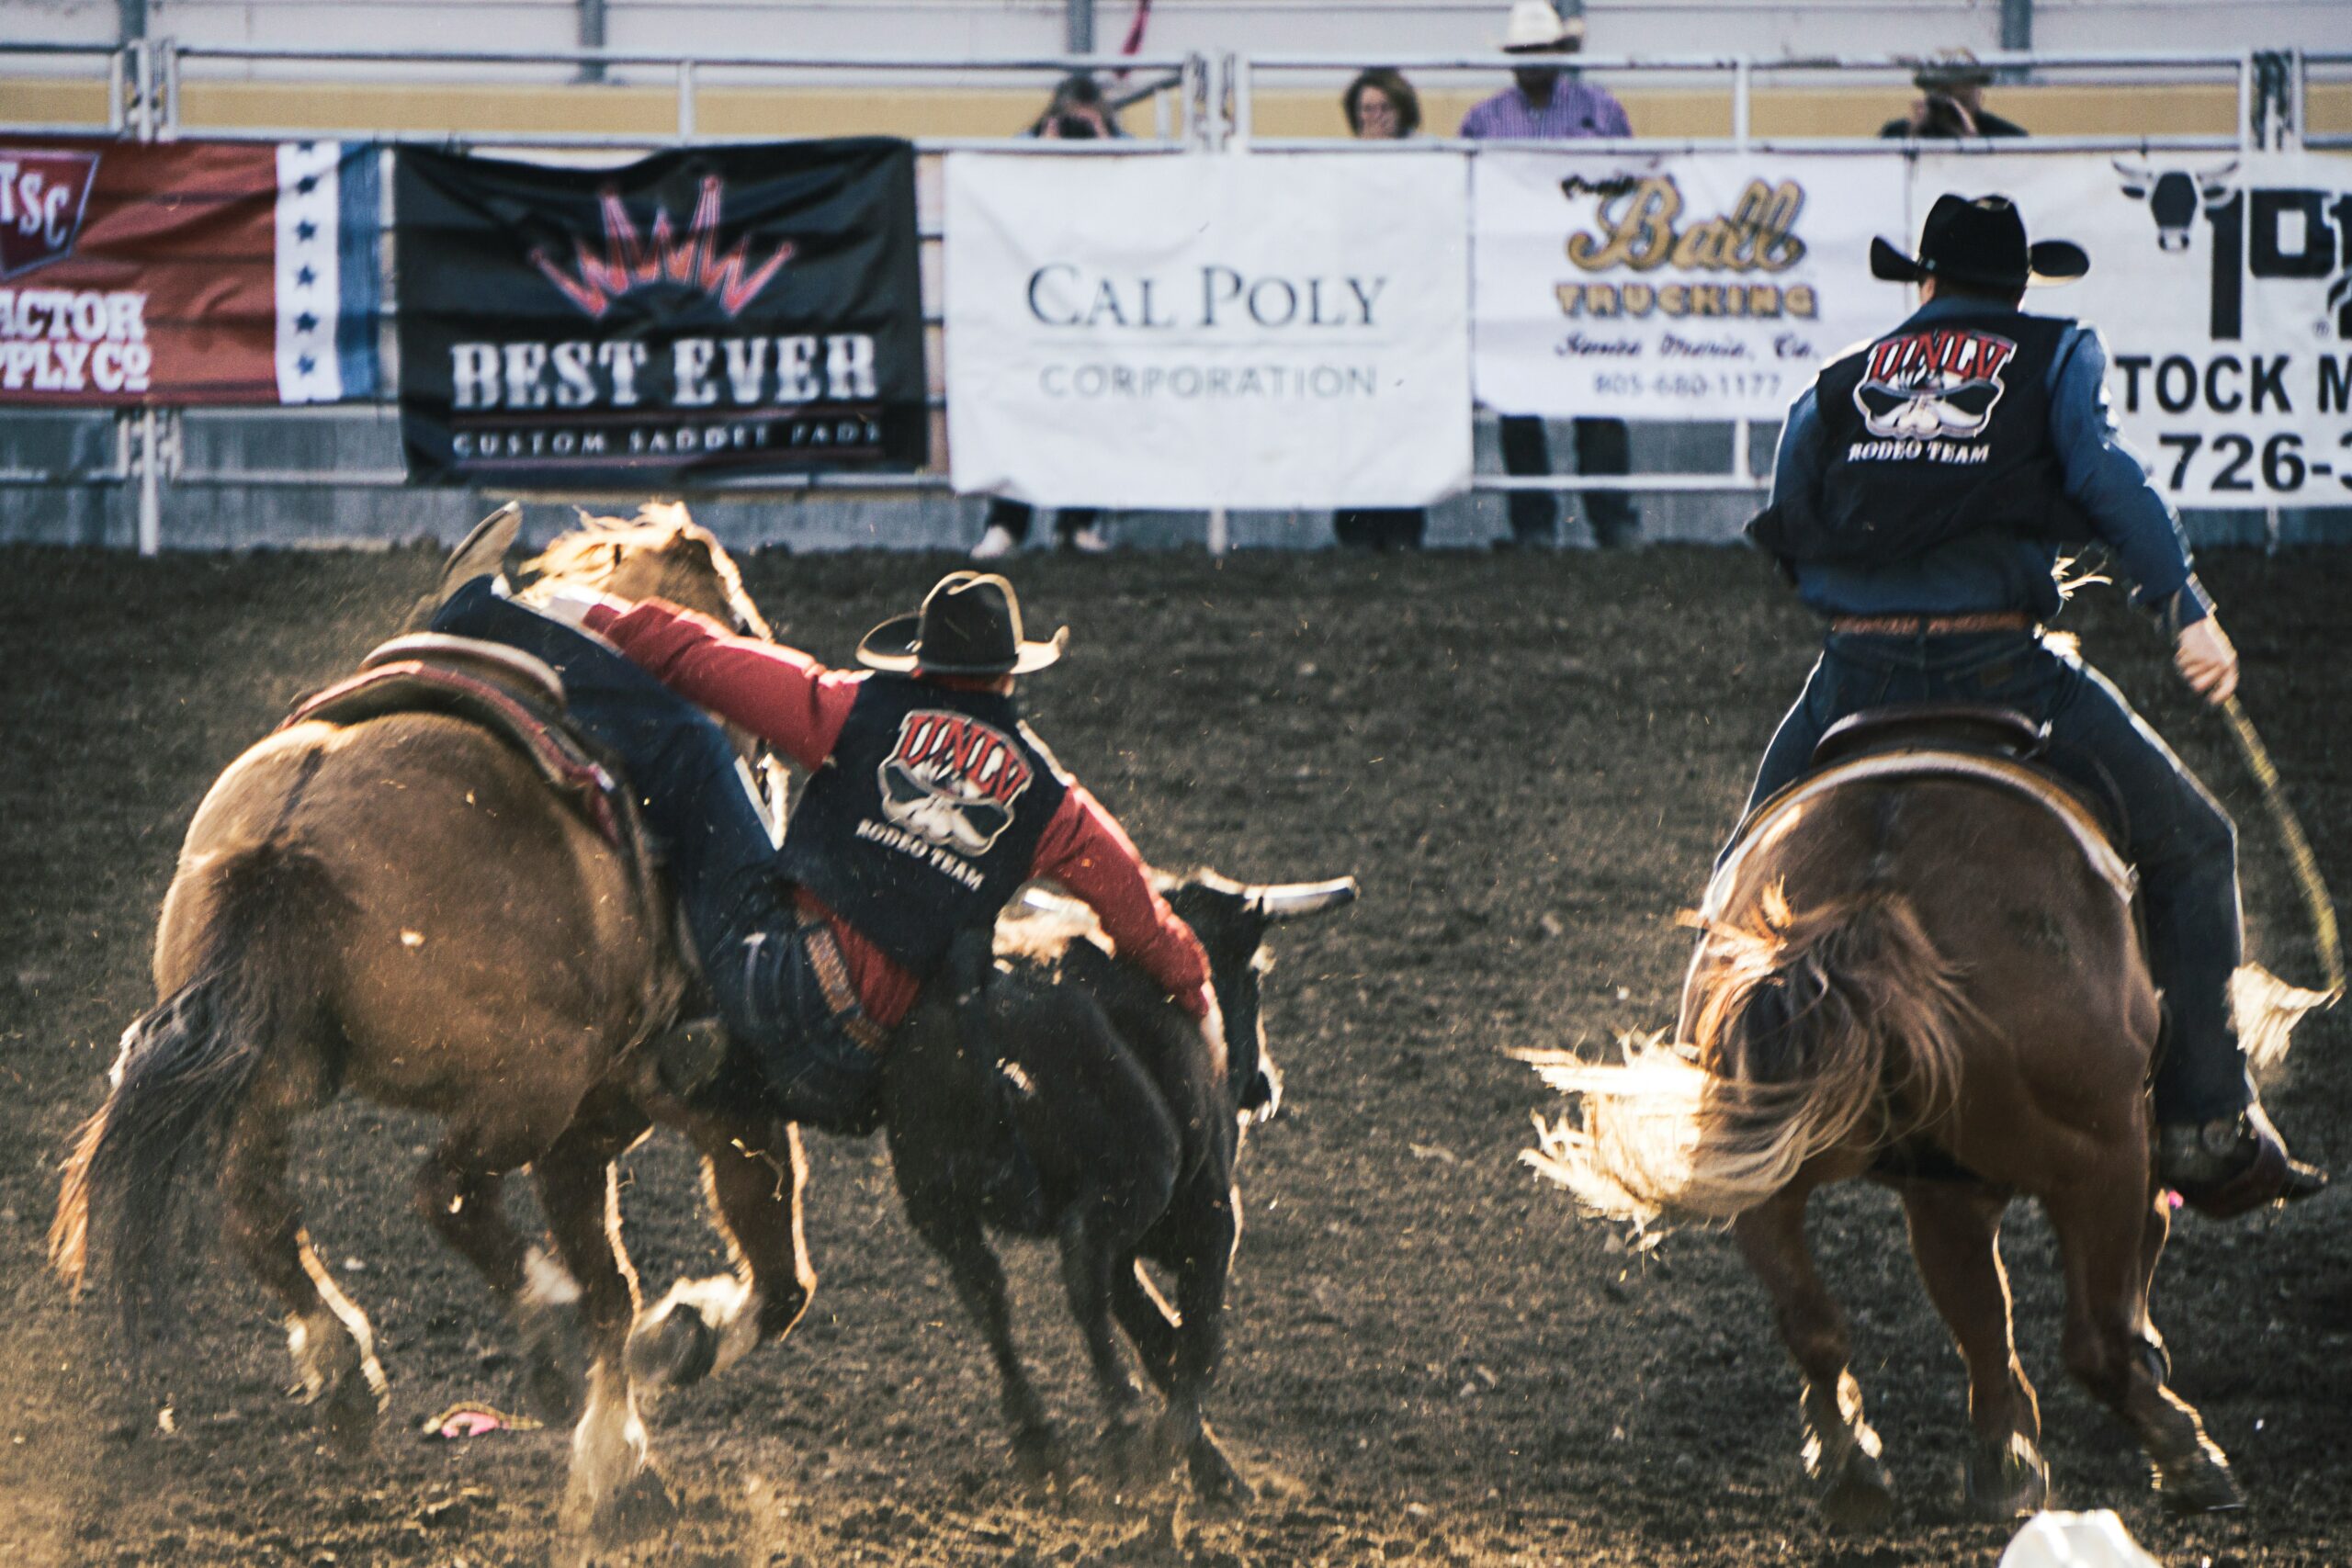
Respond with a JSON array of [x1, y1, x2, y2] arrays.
[[944, 152, 1471, 510], [395, 140, 926, 486], [1917, 151, 2352, 509], [0, 139, 379, 406], [1473, 151, 1910, 424]]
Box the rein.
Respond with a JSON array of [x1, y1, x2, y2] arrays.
[[2220, 694, 2346, 1004]]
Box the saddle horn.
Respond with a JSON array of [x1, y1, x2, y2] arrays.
[[1252, 877, 1360, 921]]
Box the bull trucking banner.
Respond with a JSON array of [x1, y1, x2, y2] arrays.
[[1473, 152, 1909, 423], [0, 139, 379, 405], [395, 140, 925, 486], [944, 152, 1471, 510], [1917, 151, 2352, 509]]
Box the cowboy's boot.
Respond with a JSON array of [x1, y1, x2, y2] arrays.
[[405, 503, 524, 629], [2158, 1100, 2328, 1218]]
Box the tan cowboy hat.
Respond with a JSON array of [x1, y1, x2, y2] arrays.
[[1500, 0, 1584, 52], [855, 571, 1068, 676]]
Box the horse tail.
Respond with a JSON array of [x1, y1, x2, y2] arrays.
[[1524, 883, 1975, 1223], [50, 840, 344, 1346]]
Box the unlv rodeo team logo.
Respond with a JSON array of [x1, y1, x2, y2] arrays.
[[877, 711, 1034, 857], [0, 149, 101, 281], [1853, 328, 2018, 442]]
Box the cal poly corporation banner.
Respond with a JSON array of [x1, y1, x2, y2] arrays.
[[395, 140, 926, 486], [944, 152, 1471, 510], [1916, 151, 2352, 510], [1473, 151, 1910, 423], [0, 139, 379, 405]]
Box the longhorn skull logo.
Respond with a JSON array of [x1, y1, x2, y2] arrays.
[[2114, 159, 2238, 253]]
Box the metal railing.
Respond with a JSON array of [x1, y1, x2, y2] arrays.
[[1, 38, 2337, 551]]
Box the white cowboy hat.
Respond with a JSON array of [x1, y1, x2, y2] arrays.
[[1500, 0, 1584, 52]]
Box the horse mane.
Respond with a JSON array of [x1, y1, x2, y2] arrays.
[[529, 503, 774, 641]]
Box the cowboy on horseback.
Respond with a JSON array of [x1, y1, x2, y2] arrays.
[[1743, 193, 2324, 1217], [428, 556, 1220, 1133]]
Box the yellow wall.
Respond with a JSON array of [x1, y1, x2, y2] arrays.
[[6, 76, 2349, 141]]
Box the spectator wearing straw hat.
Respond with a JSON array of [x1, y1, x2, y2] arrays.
[[1880, 51, 2029, 141], [1461, 0, 1641, 550]]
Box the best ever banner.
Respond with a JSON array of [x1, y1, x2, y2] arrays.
[[1473, 151, 1909, 424], [944, 152, 1471, 510], [1919, 151, 2352, 509], [0, 139, 379, 405]]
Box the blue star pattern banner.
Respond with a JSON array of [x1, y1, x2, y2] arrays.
[[0, 138, 379, 406], [274, 141, 381, 403]]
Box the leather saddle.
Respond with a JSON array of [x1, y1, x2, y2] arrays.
[[282, 632, 634, 853], [1811, 702, 2048, 770]]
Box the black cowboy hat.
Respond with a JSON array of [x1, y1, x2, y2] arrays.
[[1870, 193, 2090, 291], [855, 570, 1068, 676]]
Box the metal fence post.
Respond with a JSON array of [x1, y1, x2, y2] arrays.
[[136, 406, 162, 556], [107, 46, 127, 132], [130, 37, 153, 140], [158, 35, 179, 139], [2237, 51, 2255, 152], [677, 58, 697, 142]]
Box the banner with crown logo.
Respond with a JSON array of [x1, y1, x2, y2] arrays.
[[394, 140, 925, 486]]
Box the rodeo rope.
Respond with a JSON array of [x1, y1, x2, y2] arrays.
[[2221, 694, 2346, 1004]]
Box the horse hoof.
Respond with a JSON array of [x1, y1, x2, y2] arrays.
[[318, 1365, 386, 1459], [586, 1469, 680, 1542], [1815, 1452, 1896, 1530], [1963, 1435, 2049, 1523], [1187, 1438, 1254, 1507], [1012, 1424, 1069, 1491], [2158, 1454, 2245, 1515], [626, 1304, 718, 1391], [521, 1346, 585, 1427]]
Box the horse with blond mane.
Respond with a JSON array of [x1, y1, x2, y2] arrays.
[[1525, 739, 2323, 1525]]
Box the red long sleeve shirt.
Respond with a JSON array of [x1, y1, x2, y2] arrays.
[[582, 599, 1212, 1028]]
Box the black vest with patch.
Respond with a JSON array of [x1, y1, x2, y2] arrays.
[[777, 674, 1069, 976], [1749, 310, 2095, 567]]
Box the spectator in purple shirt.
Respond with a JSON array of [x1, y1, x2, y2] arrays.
[[1463, 0, 1641, 549]]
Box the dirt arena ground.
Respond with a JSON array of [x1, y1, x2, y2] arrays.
[[0, 540, 2345, 1568]]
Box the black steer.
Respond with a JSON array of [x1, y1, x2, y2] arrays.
[[881, 867, 1356, 1502]]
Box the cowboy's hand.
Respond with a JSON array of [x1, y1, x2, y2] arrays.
[[1194, 987, 1227, 1078], [2175, 615, 2239, 705]]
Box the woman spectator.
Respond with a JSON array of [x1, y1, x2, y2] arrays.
[[1331, 68, 1430, 552]]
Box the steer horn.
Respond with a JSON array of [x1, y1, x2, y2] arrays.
[[1253, 877, 1360, 921]]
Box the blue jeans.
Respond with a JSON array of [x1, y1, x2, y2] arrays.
[[1735, 630, 2248, 1123], [430, 579, 880, 1127], [1498, 414, 1637, 545]]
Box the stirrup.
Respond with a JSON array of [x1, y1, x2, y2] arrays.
[[651, 1017, 730, 1100], [2159, 1104, 2328, 1218]]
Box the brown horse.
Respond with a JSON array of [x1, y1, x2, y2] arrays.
[[50, 505, 814, 1530], [1523, 763, 2308, 1525]]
